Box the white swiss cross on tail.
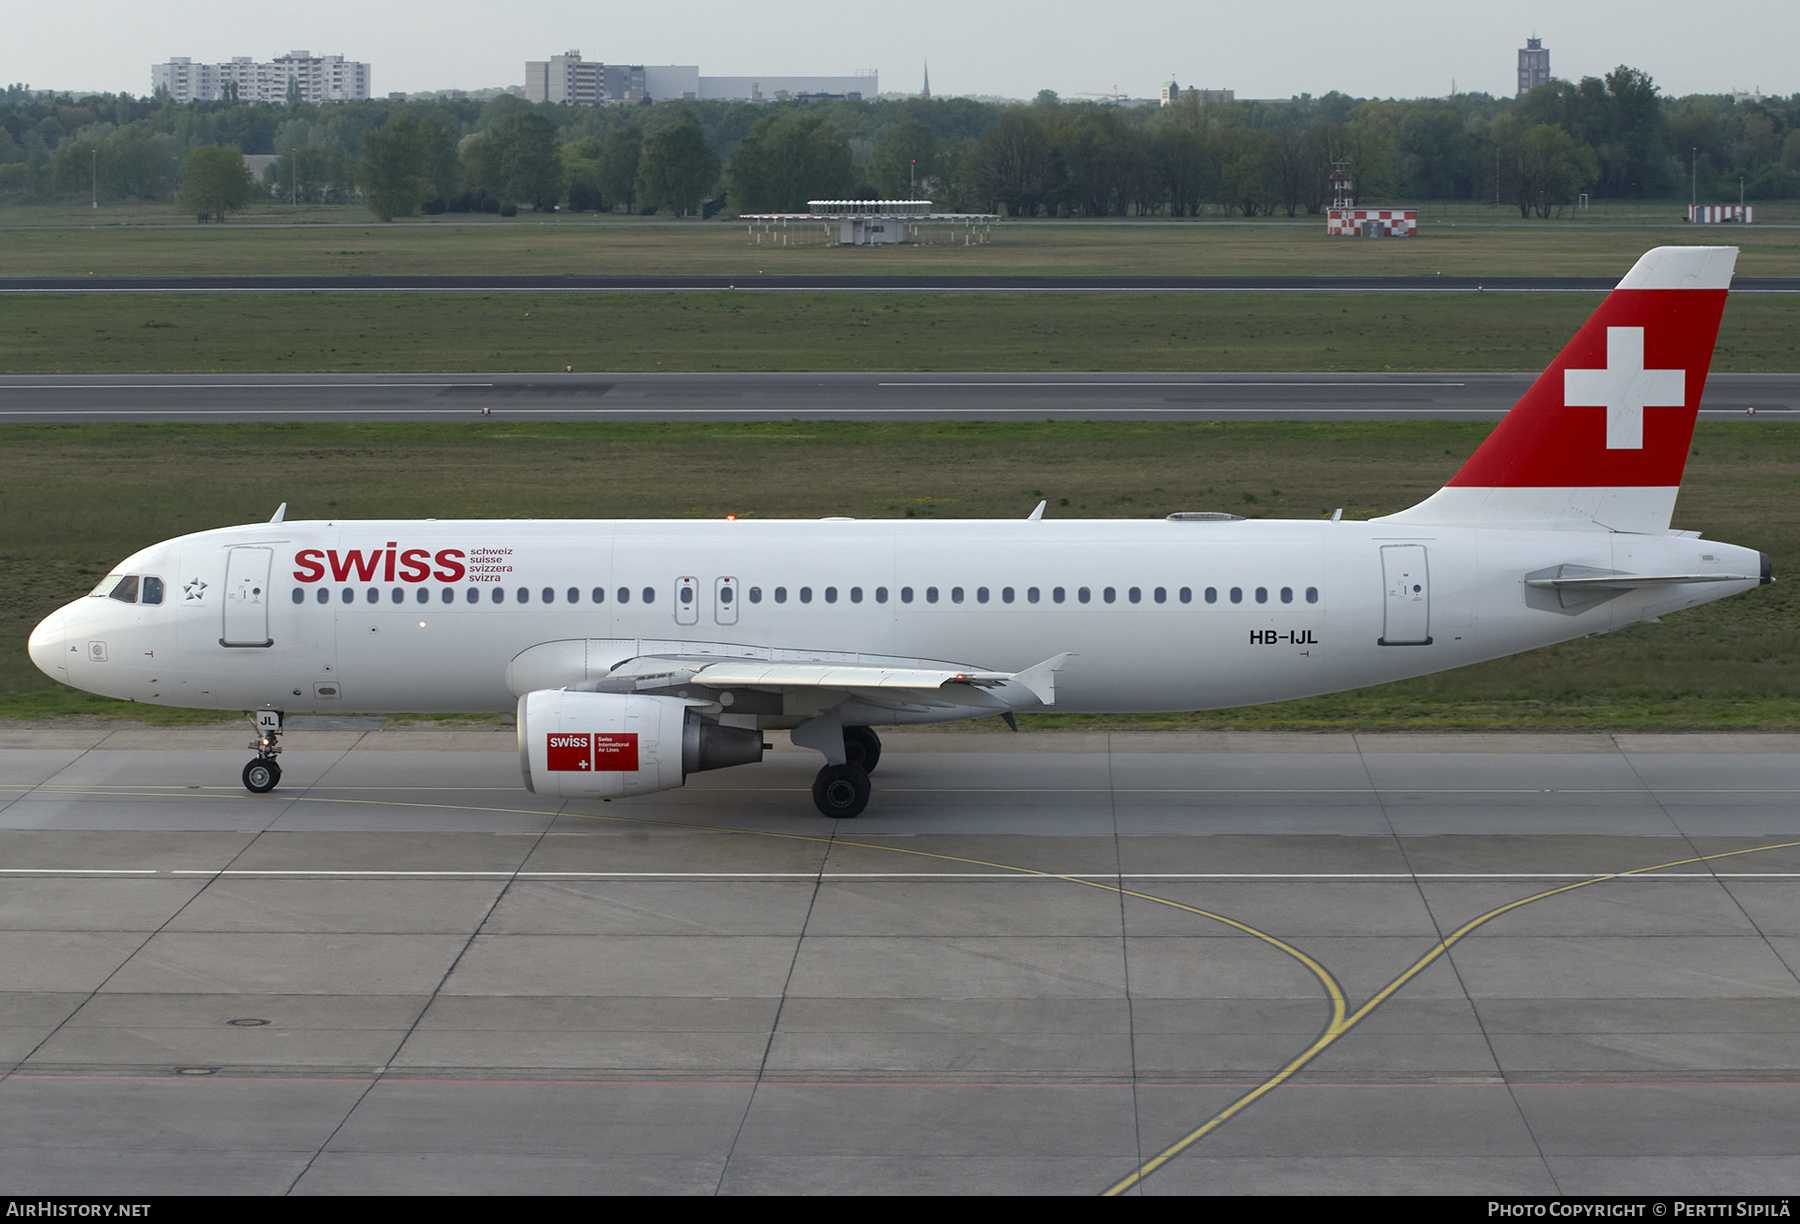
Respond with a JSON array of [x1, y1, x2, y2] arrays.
[[1375, 246, 1737, 536], [1563, 327, 1686, 450]]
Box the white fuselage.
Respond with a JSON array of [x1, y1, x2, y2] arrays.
[[29, 517, 1764, 720]]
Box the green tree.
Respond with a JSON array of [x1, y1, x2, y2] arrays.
[[597, 125, 643, 212], [637, 111, 722, 215], [966, 110, 1053, 216], [872, 120, 936, 198], [178, 145, 252, 221], [356, 116, 431, 221], [471, 111, 560, 209], [723, 112, 850, 213]]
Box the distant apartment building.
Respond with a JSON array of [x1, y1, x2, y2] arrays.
[[525, 51, 601, 105], [521, 53, 870, 104], [1517, 37, 1551, 95], [151, 51, 371, 104]]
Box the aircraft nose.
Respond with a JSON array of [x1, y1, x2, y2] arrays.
[[27, 608, 67, 681]]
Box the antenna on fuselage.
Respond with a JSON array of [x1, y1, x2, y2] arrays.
[[269, 503, 287, 523], [1027, 500, 1047, 520]]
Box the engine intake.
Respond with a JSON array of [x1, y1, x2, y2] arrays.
[[518, 689, 764, 798]]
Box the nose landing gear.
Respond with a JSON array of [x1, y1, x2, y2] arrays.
[[242, 709, 284, 794]]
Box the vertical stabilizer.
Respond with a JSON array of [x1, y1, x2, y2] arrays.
[[1376, 246, 1736, 534]]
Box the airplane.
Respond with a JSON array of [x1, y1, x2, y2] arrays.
[[27, 246, 1770, 819]]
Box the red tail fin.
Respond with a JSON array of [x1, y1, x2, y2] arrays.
[[1379, 246, 1736, 534]]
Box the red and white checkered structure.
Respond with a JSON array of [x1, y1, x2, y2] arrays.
[[1689, 204, 1753, 224], [1328, 208, 1417, 236]]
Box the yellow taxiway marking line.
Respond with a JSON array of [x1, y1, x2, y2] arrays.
[[1100, 835, 1800, 1196]]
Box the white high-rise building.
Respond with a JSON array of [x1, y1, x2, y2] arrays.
[[525, 50, 601, 105], [151, 51, 371, 104]]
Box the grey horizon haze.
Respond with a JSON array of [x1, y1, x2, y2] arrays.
[[7, 2, 1796, 103]]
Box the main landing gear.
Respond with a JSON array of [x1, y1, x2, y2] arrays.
[[242, 709, 284, 794], [810, 725, 881, 819]]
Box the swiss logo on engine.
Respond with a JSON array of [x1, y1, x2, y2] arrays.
[[545, 732, 639, 772], [546, 733, 593, 771]]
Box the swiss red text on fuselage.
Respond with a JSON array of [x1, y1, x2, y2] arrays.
[[292, 546, 468, 583]]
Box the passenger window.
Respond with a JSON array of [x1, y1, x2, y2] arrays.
[[492, 587, 505, 604], [927, 587, 939, 604], [1255, 587, 1268, 604], [617, 587, 630, 604], [441, 588, 454, 604], [824, 587, 837, 604], [593, 587, 607, 603], [317, 588, 330, 605], [874, 587, 887, 603], [850, 587, 862, 603], [366, 588, 379, 604], [391, 588, 405, 604], [1205, 587, 1217, 604], [1128, 587, 1141, 604], [567, 587, 579, 604], [1053, 587, 1065, 603], [1229, 587, 1242, 604], [417, 588, 430, 605], [517, 587, 530, 604], [1103, 587, 1116, 604], [467, 587, 480, 604], [142, 577, 164, 605], [1001, 587, 1014, 604], [900, 587, 913, 603], [543, 587, 556, 604], [977, 587, 990, 604], [1078, 587, 1091, 604], [1027, 587, 1039, 604], [642, 587, 654, 604], [800, 587, 813, 604], [748, 586, 762, 604], [1281, 587, 1293, 604], [951, 587, 964, 604], [1154, 587, 1166, 604], [774, 587, 787, 604], [108, 575, 139, 604], [1179, 587, 1191, 604], [291, 589, 304, 605]]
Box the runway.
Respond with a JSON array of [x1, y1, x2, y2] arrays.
[[3, 370, 1797, 424], [4, 274, 1799, 295], [2, 726, 1796, 1195]]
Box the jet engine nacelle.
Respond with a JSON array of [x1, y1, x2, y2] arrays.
[[517, 689, 765, 799]]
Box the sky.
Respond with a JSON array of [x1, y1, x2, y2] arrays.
[[8, 3, 1795, 103]]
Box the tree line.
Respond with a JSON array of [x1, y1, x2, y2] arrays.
[[4, 71, 1799, 222]]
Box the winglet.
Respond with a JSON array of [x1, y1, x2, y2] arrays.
[[1012, 652, 1070, 706], [1027, 500, 1047, 521], [269, 503, 287, 523]]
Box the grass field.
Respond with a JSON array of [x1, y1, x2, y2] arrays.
[[2, 420, 1793, 729], [5, 206, 1800, 279], [4, 291, 1799, 375]]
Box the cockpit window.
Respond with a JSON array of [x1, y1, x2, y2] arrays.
[[90, 574, 122, 597], [107, 575, 140, 604], [141, 576, 164, 605]]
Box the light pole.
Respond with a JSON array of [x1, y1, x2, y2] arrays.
[[1691, 146, 1698, 210], [910, 158, 915, 195], [90, 147, 97, 210]]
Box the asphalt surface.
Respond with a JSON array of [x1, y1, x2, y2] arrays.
[[3, 370, 1796, 424], [2, 727, 1796, 1195], [4, 274, 1799, 294]]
